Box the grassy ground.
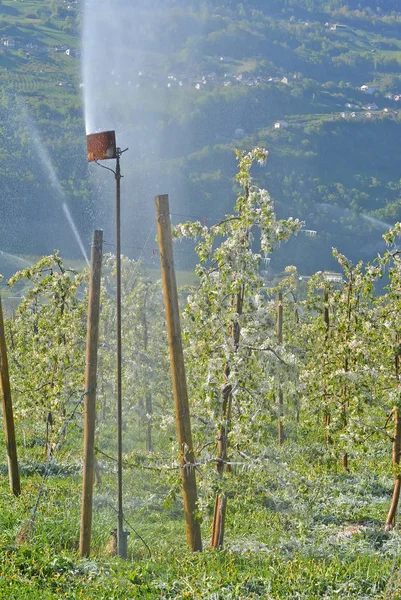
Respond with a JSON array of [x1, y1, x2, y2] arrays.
[[0, 421, 400, 599]]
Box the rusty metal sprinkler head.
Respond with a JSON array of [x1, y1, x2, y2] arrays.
[[86, 130, 117, 162]]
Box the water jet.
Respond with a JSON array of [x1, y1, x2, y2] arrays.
[[19, 101, 89, 266]]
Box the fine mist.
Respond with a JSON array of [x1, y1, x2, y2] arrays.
[[0, 92, 91, 262], [81, 0, 240, 269]]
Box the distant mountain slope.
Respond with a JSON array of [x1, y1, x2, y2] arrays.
[[0, 0, 400, 272]]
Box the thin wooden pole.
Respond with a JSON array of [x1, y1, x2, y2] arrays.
[[79, 229, 103, 558], [323, 291, 332, 445], [277, 292, 285, 446], [0, 294, 20, 496], [386, 406, 401, 529], [386, 346, 401, 530], [155, 194, 202, 552]]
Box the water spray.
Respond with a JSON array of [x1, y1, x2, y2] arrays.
[[86, 131, 129, 559], [18, 100, 90, 266]]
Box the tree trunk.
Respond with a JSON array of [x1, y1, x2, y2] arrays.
[[323, 292, 332, 446], [324, 412, 332, 446], [211, 494, 227, 549], [45, 411, 54, 459], [145, 393, 153, 453], [211, 373, 232, 549], [142, 285, 153, 453], [342, 399, 349, 472], [340, 275, 353, 472], [277, 293, 285, 446], [211, 288, 243, 550], [278, 390, 285, 446]]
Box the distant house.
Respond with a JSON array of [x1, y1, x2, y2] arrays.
[[384, 108, 397, 117], [330, 24, 347, 31], [281, 76, 289, 85], [274, 121, 289, 129], [3, 38, 15, 48], [324, 272, 342, 283], [362, 103, 378, 110], [361, 85, 377, 94]]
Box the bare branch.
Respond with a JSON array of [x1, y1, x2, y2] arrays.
[[243, 345, 288, 365]]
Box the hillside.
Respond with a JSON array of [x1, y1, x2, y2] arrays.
[[1, 0, 401, 272]]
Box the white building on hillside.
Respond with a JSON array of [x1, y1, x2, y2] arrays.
[[274, 121, 289, 129]]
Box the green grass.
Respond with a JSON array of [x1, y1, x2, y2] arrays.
[[0, 426, 399, 599], [235, 58, 258, 74]]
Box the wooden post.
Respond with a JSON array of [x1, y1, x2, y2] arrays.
[[79, 230, 103, 558], [386, 406, 401, 529], [385, 345, 401, 530], [277, 292, 285, 446], [0, 294, 20, 496], [155, 194, 202, 552]]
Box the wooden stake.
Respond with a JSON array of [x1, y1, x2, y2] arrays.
[[0, 294, 20, 496], [386, 407, 401, 530], [155, 194, 202, 552], [277, 292, 285, 446], [386, 347, 401, 530], [323, 291, 332, 446], [79, 230, 103, 558]]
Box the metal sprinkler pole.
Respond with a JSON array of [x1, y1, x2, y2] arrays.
[[86, 132, 128, 558], [115, 150, 127, 559]]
